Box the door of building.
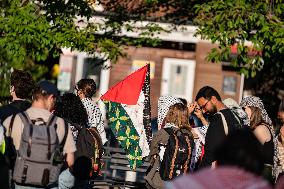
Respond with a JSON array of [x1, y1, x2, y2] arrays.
[[161, 58, 196, 102]]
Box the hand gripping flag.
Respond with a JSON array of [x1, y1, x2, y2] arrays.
[[101, 64, 152, 169]]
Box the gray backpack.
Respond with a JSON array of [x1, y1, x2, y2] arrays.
[[13, 112, 67, 187]]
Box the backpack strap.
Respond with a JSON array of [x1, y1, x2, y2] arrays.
[[60, 120, 68, 153], [183, 135, 191, 174], [175, 129, 192, 174], [164, 128, 179, 179], [8, 114, 17, 136], [163, 127, 173, 135], [217, 112, 228, 135], [18, 112, 33, 157], [46, 115, 57, 160]]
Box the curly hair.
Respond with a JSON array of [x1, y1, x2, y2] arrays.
[[54, 93, 88, 126], [76, 79, 97, 98], [11, 69, 35, 99]]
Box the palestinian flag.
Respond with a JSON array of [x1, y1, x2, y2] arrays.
[[101, 64, 152, 169]]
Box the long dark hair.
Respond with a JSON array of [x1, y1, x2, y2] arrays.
[[54, 93, 88, 126]]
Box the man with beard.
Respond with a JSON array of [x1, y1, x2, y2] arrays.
[[195, 86, 243, 168]]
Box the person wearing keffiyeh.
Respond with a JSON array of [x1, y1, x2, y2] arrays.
[[157, 96, 208, 171], [240, 96, 278, 183], [157, 96, 183, 130], [166, 129, 272, 189], [75, 79, 108, 145], [276, 100, 284, 180], [223, 98, 250, 128], [146, 96, 194, 189]]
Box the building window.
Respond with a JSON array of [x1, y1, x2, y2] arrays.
[[223, 76, 237, 95], [169, 64, 188, 96]]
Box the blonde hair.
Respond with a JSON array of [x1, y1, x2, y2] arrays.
[[165, 103, 191, 130]]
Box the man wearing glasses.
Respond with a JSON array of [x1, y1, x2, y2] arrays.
[[195, 86, 242, 168]]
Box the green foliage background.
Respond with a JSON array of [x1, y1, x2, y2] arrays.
[[0, 0, 164, 103], [1, 0, 284, 121], [194, 0, 284, 121]]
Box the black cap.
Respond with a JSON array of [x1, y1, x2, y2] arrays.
[[38, 80, 59, 97]]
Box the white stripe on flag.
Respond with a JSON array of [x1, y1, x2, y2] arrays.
[[122, 91, 150, 157]]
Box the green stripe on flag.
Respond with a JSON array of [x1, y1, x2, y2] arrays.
[[104, 101, 143, 169]]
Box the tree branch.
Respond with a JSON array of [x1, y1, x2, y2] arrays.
[[20, 0, 30, 7]]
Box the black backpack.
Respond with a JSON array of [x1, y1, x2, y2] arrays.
[[159, 128, 193, 180], [74, 125, 104, 178]]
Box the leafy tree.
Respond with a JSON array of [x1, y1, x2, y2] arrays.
[[2, 0, 283, 120], [0, 0, 164, 101], [194, 0, 284, 121], [112, 0, 284, 120], [194, 0, 284, 77]]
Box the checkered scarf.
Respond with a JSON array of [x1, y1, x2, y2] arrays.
[[223, 98, 250, 127], [240, 96, 280, 180], [157, 96, 183, 130], [240, 96, 272, 126]]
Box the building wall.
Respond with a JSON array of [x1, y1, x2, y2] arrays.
[[108, 43, 241, 118], [109, 46, 195, 118], [194, 42, 241, 102]]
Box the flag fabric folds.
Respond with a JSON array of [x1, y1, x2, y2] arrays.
[[101, 64, 152, 169]]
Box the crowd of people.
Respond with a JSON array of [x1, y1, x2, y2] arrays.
[[0, 69, 284, 189], [146, 86, 284, 189], [0, 70, 105, 189]]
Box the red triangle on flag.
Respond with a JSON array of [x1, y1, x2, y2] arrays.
[[101, 65, 148, 105]]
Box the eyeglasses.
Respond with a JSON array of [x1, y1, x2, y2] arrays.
[[200, 99, 210, 110], [74, 86, 79, 91]]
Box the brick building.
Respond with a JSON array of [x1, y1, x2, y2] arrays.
[[58, 28, 243, 118]]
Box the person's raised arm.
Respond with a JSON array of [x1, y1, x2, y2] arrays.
[[194, 107, 209, 126]]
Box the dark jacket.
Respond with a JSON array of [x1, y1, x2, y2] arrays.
[[200, 108, 241, 168], [0, 152, 9, 189], [0, 100, 31, 123]]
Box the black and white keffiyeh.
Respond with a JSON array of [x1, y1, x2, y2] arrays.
[[190, 126, 208, 172], [223, 98, 250, 127], [81, 98, 108, 145], [240, 96, 272, 126], [157, 96, 183, 130], [240, 96, 280, 180]]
